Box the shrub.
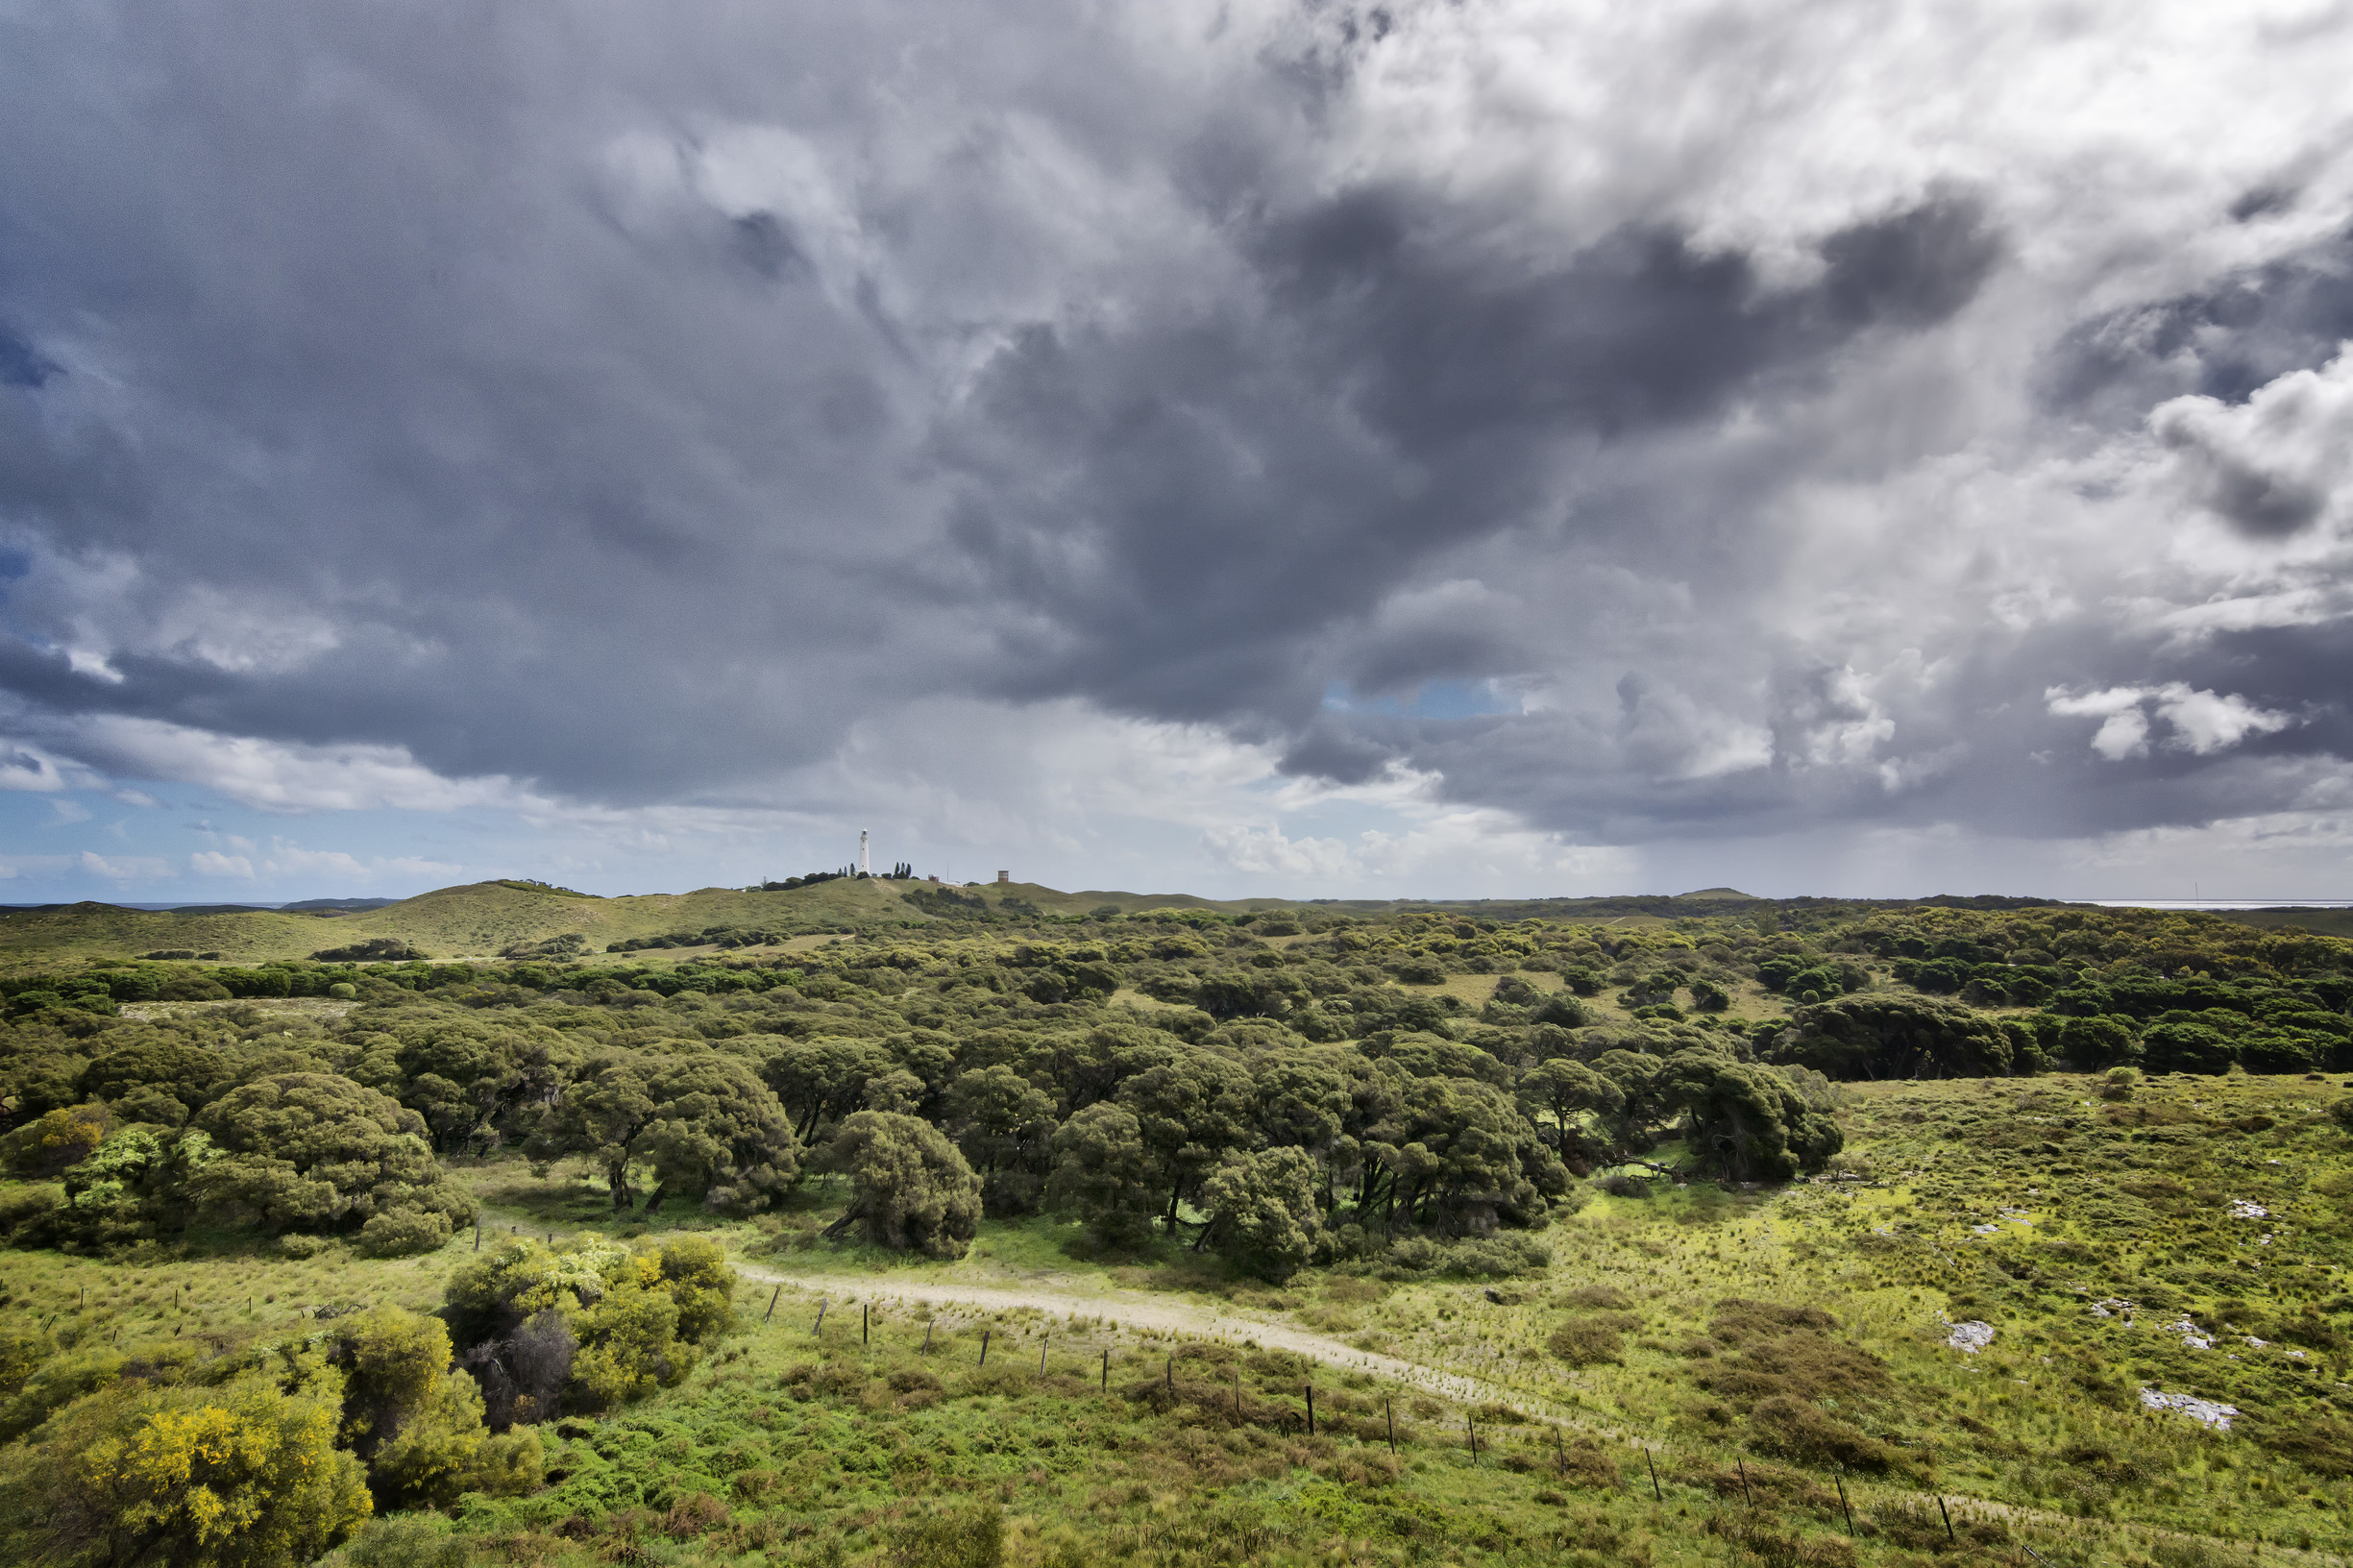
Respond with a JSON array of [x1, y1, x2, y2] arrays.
[[279, 1233, 333, 1259], [346, 1515, 473, 1568], [1747, 1394, 1897, 1470], [1548, 1319, 1625, 1367], [0, 1182, 61, 1239], [2, 1104, 111, 1176], [357, 1207, 453, 1258], [891, 1502, 1005, 1568]]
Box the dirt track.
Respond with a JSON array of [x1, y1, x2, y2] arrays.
[[731, 1262, 1547, 1416]]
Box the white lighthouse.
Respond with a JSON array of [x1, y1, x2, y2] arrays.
[[857, 829, 870, 876]]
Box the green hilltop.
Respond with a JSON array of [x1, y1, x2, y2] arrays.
[[6, 876, 2347, 970]]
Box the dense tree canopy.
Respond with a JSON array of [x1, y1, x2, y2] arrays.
[[821, 1110, 983, 1258]]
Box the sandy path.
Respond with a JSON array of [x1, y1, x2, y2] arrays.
[[730, 1262, 1543, 1416], [727, 1262, 2347, 1564]]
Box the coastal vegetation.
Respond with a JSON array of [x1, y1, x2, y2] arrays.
[[0, 884, 2348, 1566]]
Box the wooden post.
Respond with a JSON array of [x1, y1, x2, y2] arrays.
[[813, 1298, 827, 1335], [764, 1286, 780, 1321], [473, 1219, 481, 1252], [1041, 1336, 1049, 1374], [863, 1303, 870, 1345], [1101, 1348, 1109, 1391], [922, 1319, 934, 1353], [979, 1328, 990, 1366], [1833, 1466, 1853, 1533], [1738, 1458, 1752, 1507], [1467, 1415, 1477, 1461], [1645, 1448, 1662, 1503], [1385, 1398, 1396, 1455], [1306, 1384, 1314, 1436], [1935, 1495, 1955, 1543], [1165, 1356, 1173, 1393], [1555, 1428, 1565, 1476], [1233, 1369, 1241, 1422]]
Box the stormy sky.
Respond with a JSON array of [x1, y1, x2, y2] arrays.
[[5, 0, 2353, 902]]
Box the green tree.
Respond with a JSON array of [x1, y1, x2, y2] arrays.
[[821, 1111, 983, 1258], [1195, 1146, 1321, 1281], [1044, 1102, 1159, 1248], [1516, 1058, 1622, 1164], [942, 1066, 1059, 1215], [1112, 1042, 1258, 1228], [757, 1036, 891, 1140], [529, 1051, 799, 1214], [191, 1073, 473, 1242], [1665, 1050, 1842, 1184]]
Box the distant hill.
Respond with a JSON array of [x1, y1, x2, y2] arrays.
[[0, 875, 2114, 968]]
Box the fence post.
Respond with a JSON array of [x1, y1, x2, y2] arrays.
[[979, 1328, 990, 1366], [1385, 1398, 1396, 1455], [1165, 1356, 1173, 1394], [474, 1219, 481, 1252], [1935, 1495, 1955, 1544], [922, 1319, 934, 1353], [1306, 1384, 1314, 1436], [1555, 1428, 1565, 1476], [1041, 1336, 1049, 1374], [1467, 1415, 1477, 1461], [863, 1303, 870, 1345], [765, 1286, 780, 1321], [1834, 1465, 1853, 1533], [813, 1298, 827, 1335], [1233, 1370, 1241, 1422], [1645, 1448, 1662, 1503], [1102, 1348, 1109, 1391], [1738, 1459, 1752, 1507]]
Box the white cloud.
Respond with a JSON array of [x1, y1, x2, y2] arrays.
[[2151, 348, 2353, 539], [47, 798, 91, 824], [2047, 683, 2295, 760], [0, 745, 84, 794], [77, 850, 167, 880], [74, 718, 543, 815], [190, 850, 256, 878], [2153, 685, 2297, 755]]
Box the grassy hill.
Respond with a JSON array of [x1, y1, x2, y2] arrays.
[[3, 874, 2346, 970]]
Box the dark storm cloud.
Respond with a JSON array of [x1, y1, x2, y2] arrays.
[[0, 0, 2342, 862], [940, 184, 2004, 726], [2043, 225, 2353, 425]]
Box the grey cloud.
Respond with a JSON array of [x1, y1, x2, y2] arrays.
[[0, 0, 2341, 863], [2042, 226, 2353, 424]]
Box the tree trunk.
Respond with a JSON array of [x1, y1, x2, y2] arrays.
[[608, 1161, 634, 1211], [644, 1181, 671, 1214]]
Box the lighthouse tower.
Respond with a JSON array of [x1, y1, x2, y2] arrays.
[[857, 830, 870, 876]]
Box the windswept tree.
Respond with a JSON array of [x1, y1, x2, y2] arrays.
[[1112, 1041, 1258, 1228], [1044, 1102, 1159, 1249], [1664, 1050, 1843, 1184], [1194, 1146, 1321, 1281], [821, 1110, 983, 1258], [530, 1051, 799, 1213], [942, 1065, 1060, 1214], [1515, 1058, 1622, 1168], [191, 1072, 474, 1244]]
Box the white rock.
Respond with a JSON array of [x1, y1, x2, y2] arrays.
[[2228, 1199, 2269, 1219], [1948, 1321, 1997, 1354], [2141, 1388, 2240, 1430]]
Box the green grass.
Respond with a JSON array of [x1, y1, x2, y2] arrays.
[[302, 1070, 2353, 1565]]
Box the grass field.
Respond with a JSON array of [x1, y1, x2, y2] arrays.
[[5, 1071, 2323, 1567]]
